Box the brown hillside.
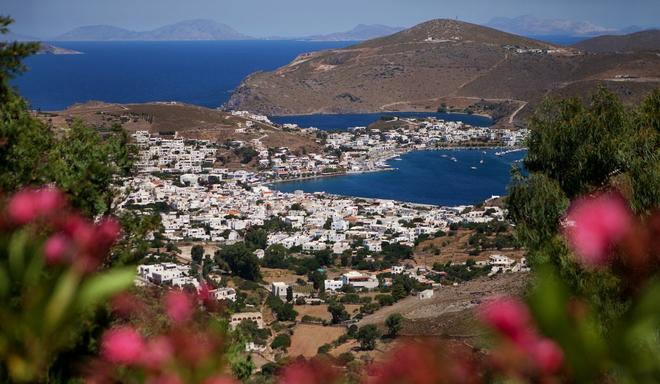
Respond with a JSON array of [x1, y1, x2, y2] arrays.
[[40, 102, 321, 166], [226, 20, 660, 127], [573, 29, 660, 53]]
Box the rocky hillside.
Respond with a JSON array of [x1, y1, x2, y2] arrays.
[[226, 19, 660, 127], [572, 29, 660, 52]]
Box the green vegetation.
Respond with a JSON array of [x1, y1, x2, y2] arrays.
[[431, 261, 490, 283], [215, 243, 262, 281], [507, 88, 660, 328], [357, 325, 380, 350], [270, 334, 291, 351], [328, 301, 349, 324], [385, 313, 404, 338], [266, 296, 297, 322]]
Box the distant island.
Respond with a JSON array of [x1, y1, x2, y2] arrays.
[[38, 43, 83, 55], [52, 20, 405, 42], [53, 19, 252, 41], [485, 15, 645, 37]]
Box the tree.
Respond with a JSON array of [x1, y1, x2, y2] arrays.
[[391, 281, 407, 301], [263, 244, 289, 269], [357, 325, 380, 350], [385, 313, 404, 338], [314, 249, 334, 267], [267, 296, 298, 322], [270, 334, 291, 351], [191, 245, 204, 264], [328, 301, 349, 324], [245, 228, 268, 250], [308, 270, 326, 291], [286, 286, 293, 302], [215, 243, 262, 281]]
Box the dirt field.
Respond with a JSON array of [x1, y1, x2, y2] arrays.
[[289, 324, 346, 358], [296, 304, 332, 321], [177, 243, 220, 262], [358, 273, 529, 338], [414, 229, 525, 266]]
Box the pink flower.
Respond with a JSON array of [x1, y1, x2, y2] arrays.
[[101, 327, 145, 365], [279, 359, 339, 384], [565, 192, 633, 267], [529, 338, 564, 375], [141, 336, 174, 369], [146, 374, 183, 384], [7, 190, 39, 225], [94, 217, 121, 250], [43, 234, 72, 264], [6, 188, 65, 225], [203, 376, 238, 384], [62, 215, 95, 247], [478, 297, 533, 345], [165, 290, 194, 324], [34, 187, 65, 216]]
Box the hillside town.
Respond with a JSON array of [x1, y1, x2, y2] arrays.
[[118, 117, 530, 359], [129, 114, 528, 182]]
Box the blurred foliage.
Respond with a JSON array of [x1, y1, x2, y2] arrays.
[[508, 88, 659, 327]]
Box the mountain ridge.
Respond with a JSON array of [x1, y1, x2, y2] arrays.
[[572, 29, 660, 52]]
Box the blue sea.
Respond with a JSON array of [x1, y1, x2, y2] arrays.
[[271, 149, 526, 206], [270, 112, 492, 131], [13, 40, 353, 111], [13, 41, 524, 205]]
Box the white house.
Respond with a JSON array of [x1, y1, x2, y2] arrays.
[[341, 271, 379, 290], [271, 282, 289, 300], [230, 312, 264, 329], [418, 289, 434, 300], [324, 279, 344, 291], [212, 288, 237, 302]]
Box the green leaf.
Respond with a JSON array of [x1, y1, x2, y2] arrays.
[[8, 230, 28, 279], [0, 266, 8, 299], [76, 267, 135, 310], [44, 270, 81, 331]]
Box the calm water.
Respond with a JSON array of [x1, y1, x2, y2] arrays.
[[272, 149, 526, 206], [270, 112, 492, 131], [13, 41, 353, 111]]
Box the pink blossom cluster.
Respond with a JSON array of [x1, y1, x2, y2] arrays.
[[564, 192, 633, 267], [366, 342, 480, 384], [479, 297, 564, 377], [91, 290, 235, 384], [2, 187, 121, 272]]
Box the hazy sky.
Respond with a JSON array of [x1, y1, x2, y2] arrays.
[[4, 0, 659, 38]]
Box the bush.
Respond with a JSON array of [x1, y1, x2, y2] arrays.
[[270, 334, 291, 351]]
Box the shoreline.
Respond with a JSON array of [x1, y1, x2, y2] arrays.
[[256, 146, 527, 190], [269, 110, 495, 127]]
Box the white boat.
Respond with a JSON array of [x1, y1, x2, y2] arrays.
[[470, 166, 478, 170], [450, 157, 458, 162]]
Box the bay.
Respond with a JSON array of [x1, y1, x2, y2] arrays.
[[271, 149, 526, 206]]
